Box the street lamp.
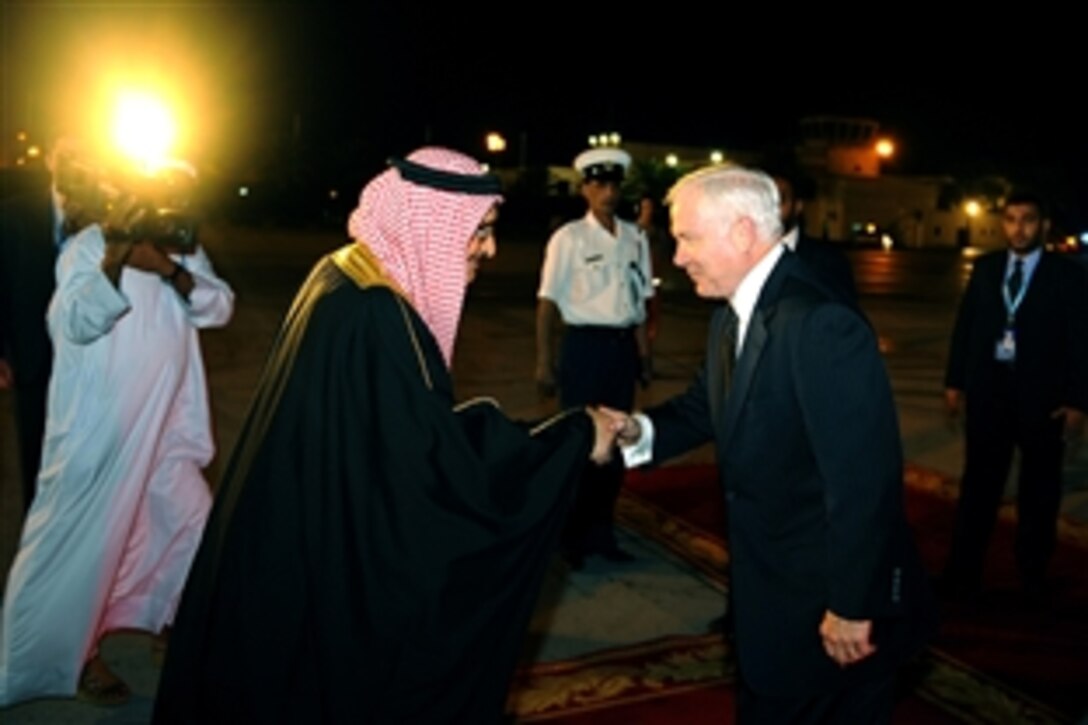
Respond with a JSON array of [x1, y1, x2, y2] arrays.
[[964, 199, 981, 248]]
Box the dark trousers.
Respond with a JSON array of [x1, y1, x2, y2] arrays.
[[558, 325, 638, 555], [945, 392, 1064, 590], [12, 379, 48, 514], [737, 668, 895, 725]]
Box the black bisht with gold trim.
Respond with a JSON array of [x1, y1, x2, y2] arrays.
[[154, 244, 592, 724]]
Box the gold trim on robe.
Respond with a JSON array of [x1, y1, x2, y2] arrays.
[[332, 242, 433, 391]]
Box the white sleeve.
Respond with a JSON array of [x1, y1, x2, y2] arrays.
[[49, 225, 131, 345], [175, 244, 235, 329], [620, 412, 655, 468], [537, 228, 569, 303]]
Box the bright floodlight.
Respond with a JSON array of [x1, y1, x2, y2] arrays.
[[112, 92, 177, 171], [665, 153, 679, 168]]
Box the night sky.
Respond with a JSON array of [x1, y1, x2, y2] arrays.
[[2, 3, 1084, 226]]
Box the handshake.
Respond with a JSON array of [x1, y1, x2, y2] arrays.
[[585, 407, 641, 465]]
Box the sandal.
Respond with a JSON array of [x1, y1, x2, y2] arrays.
[[77, 655, 131, 706]]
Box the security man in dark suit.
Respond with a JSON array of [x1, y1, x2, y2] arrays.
[[942, 190, 1088, 603], [608, 165, 934, 723], [0, 137, 80, 516], [768, 163, 857, 303]]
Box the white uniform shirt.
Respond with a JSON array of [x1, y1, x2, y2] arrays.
[[537, 212, 653, 327]]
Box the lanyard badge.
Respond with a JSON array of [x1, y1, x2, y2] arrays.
[[996, 270, 1027, 364]]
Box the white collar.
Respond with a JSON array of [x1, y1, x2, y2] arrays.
[[729, 243, 784, 354], [781, 226, 800, 252]]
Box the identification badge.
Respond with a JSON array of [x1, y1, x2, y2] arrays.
[[995, 329, 1017, 363]]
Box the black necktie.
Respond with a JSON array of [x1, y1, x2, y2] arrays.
[[719, 303, 739, 396], [1007, 259, 1023, 300]]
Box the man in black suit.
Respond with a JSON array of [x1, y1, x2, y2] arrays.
[[942, 191, 1088, 603], [768, 164, 857, 303], [607, 165, 933, 722], [0, 137, 76, 516], [703, 163, 861, 635]]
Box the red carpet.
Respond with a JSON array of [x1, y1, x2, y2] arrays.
[[508, 464, 1086, 723]]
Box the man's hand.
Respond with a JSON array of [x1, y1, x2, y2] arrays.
[[944, 388, 963, 431], [585, 407, 618, 465], [535, 365, 557, 400], [1052, 405, 1086, 458], [125, 241, 174, 275], [819, 610, 876, 667], [596, 406, 641, 447], [0, 358, 13, 390]]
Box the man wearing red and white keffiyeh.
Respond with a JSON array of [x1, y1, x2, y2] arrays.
[[348, 147, 501, 367]]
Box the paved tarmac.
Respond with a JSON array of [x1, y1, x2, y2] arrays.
[[2, 223, 1086, 722]]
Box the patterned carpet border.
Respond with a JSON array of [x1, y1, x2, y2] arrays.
[[510, 634, 730, 721], [509, 463, 1079, 724]]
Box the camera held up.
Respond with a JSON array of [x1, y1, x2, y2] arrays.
[[55, 154, 199, 253]]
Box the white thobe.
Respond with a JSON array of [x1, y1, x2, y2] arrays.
[[0, 224, 234, 705]]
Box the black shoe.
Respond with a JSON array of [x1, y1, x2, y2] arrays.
[[562, 549, 585, 571]]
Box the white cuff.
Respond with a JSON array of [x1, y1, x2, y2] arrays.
[[620, 412, 655, 468]]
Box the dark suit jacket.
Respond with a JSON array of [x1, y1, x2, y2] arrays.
[[647, 251, 933, 696], [945, 249, 1088, 421], [794, 232, 857, 303], [0, 184, 58, 387], [1, 183, 60, 506]]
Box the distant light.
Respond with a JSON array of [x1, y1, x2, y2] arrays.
[[875, 138, 895, 158], [597, 134, 610, 147], [1080, 232, 1088, 245], [709, 150, 724, 164], [665, 154, 679, 168], [26, 145, 41, 158], [964, 200, 981, 218], [588, 135, 598, 147], [609, 132, 621, 146], [16, 131, 28, 143], [238, 186, 249, 197], [881, 233, 894, 251], [480, 163, 490, 172], [485, 132, 506, 153], [328, 189, 339, 200], [15, 157, 25, 166], [865, 222, 877, 235]]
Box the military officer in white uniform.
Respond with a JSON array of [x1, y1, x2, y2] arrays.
[[535, 147, 654, 568]]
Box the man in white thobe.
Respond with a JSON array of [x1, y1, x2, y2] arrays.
[[0, 201, 233, 706]]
